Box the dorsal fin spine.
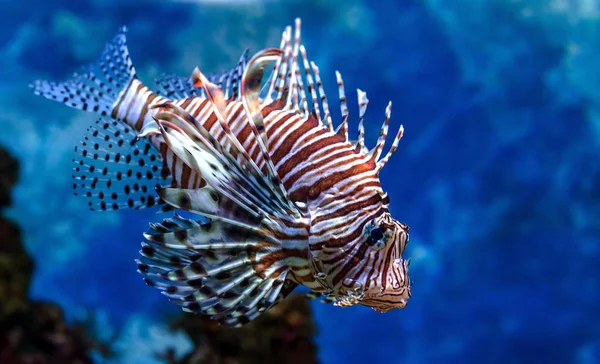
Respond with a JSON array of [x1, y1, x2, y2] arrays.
[[356, 89, 368, 154], [267, 31, 288, 103], [240, 48, 298, 213], [370, 101, 393, 162]]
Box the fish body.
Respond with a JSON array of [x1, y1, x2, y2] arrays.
[[32, 19, 411, 326]]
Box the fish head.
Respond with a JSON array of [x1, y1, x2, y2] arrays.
[[307, 208, 411, 311], [356, 213, 411, 312]]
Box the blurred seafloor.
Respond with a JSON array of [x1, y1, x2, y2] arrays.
[[1, 0, 600, 363]]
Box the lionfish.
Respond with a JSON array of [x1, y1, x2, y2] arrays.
[[31, 19, 411, 327]]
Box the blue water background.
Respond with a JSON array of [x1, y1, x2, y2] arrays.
[[1, 0, 599, 362]]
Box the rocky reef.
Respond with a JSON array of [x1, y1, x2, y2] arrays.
[[158, 294, 319, 364], [0, 145, 320, 363], [0, 146, 102, 364], [0, 147, 18, 210]]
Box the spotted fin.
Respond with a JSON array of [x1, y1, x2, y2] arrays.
[[31, 26, 135, 116], [155, 49, 248, 100], [138, 213, 300, 327], [154, 74, 200, 99], [72, 118, 170, 211], [209, 49, 249, 100]]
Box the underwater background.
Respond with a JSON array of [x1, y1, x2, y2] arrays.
[[1, 0, 599, 363]]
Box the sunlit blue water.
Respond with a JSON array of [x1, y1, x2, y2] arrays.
[[1, 0, 599, 363]]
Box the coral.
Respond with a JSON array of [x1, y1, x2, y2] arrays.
[[161, 294, 318, 364]]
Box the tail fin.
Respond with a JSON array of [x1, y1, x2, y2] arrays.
[[30, 26, 136, 117]]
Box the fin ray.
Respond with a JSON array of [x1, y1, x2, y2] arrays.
[[138, 214, 299, 327], [31, 26, 135, 116], [155, 49, 249, 100], [72, 118, 170, 211]]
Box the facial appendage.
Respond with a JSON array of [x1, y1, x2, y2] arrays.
[[307, 208, 411, 312], [356, 214, 411, 312]]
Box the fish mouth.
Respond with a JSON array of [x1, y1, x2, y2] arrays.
[[359, 257, 411, 312], [369, 299, 408, 313], [360, 287, 411, 312]]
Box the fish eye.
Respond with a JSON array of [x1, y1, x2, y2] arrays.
[[370, 227, 384, 241], [365, 222, 391, 250]]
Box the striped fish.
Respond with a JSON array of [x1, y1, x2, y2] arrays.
[[31, 19, 411, 327]]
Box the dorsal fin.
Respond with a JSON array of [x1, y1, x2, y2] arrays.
[[376, 124, 404, 172], [154, 49, 249, 100], [260, 18, 406, 172], [310, 61, 333, 131], [355, 89, 368, 154], [335, 70, 349, 135], [266, 29, 288, 103], [265, 19, 336, 131], [299, 45, 320, 122], [240, 48, 297, 212]]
